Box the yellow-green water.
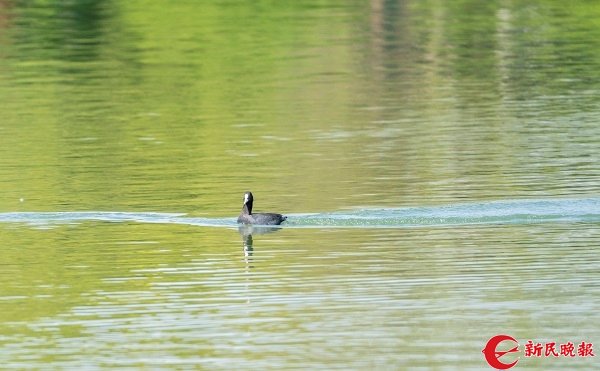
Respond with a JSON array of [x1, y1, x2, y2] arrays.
[[2, 1, 600, 369]]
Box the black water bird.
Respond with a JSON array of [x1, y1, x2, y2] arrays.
[[237, 191, 287, 225]]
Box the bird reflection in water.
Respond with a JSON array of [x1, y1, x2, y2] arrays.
[[238, 225, 283, 265], [238, 225, 284, 304]]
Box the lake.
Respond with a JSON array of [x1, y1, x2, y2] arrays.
[[1, 1, 600, 369]]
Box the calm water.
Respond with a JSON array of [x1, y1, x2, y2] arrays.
[[2, 0, 600, 369]]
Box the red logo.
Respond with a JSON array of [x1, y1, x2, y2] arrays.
[[482, 334, 520, 370]]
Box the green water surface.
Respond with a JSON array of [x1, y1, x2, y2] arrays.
[[2, 1, 600, 369]]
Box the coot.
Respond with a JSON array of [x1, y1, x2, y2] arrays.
[[237, 191, 287, 225]]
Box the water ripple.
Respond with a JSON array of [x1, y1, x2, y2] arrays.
[[1, 197, 600, 228]]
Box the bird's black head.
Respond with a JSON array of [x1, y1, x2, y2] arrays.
[[242, 191, 254, 214]]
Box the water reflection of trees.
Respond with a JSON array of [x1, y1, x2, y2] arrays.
[[7, 0, 111, 62]]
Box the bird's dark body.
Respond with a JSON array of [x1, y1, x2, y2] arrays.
[[237, 191, 287, 225]]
